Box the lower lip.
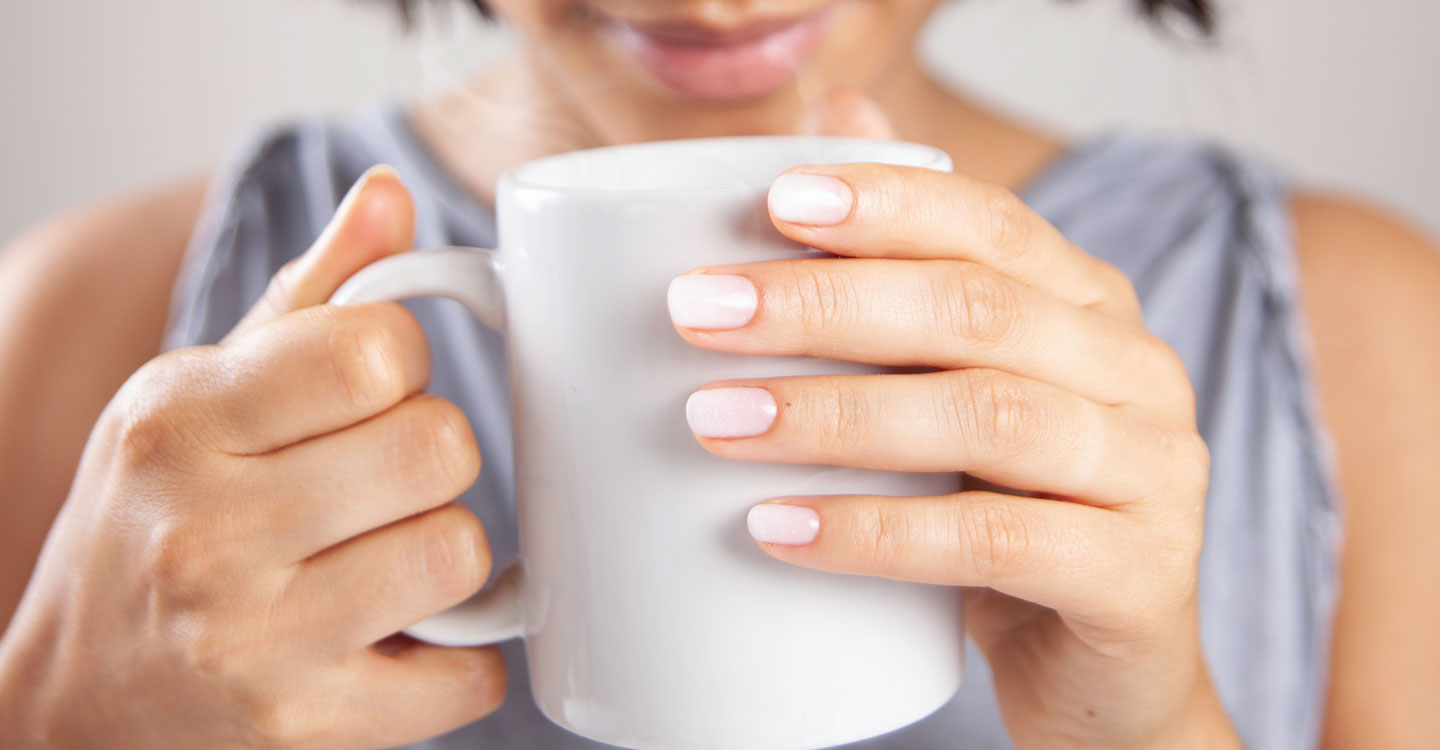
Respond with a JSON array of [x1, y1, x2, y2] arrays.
[[611, 8, 834, 101]]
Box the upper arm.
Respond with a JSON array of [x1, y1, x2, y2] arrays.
[[1293, 193, 1440, 747], [0, 177, 206, 628]]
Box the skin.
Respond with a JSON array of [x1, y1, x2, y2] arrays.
[[2, 169, 510, 747], [1, 0, 1438, 747], [0, 179, 205, 626]]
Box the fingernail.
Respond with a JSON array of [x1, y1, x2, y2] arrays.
[[668, 275, 757, 330], [348, 164, 397, 200], [330, 165, 396, 229], [747, 504, 820, 545], [363, 163, 400, 183], [686, 387, 776, 439], [768, 173, 853, 226]]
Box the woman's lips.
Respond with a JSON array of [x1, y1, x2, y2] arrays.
[[609, 7, 835, 101]]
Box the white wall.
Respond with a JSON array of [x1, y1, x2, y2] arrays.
[[924, 0, 1440, 235], [1, 0, 1437, 241]]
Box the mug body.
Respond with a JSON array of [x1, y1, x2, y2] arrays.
[[496, 137, 964, 750]]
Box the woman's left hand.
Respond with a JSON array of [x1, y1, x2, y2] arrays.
[[668, 162, 1241, 748]]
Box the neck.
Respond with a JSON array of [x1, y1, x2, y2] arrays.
[[873, 52, 1065, 190], [407, 47, 1063, 207]]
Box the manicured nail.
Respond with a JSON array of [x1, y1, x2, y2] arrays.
[[686, 387, 776, 439], [768, 173, 853, 226], [747, 504, 820, 545], [668, 275, 757, 330]]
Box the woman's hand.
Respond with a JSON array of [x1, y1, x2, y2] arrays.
[[669, 161, 1241, 747], [0, 168, 505, 749]]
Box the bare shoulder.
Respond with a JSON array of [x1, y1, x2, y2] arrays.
[[2, 178, 206, 359], [0, 171, 210, 409], [1292, 192, 1440, 465], [1292, 193, 1440, 746], [1293, 193, 1440, 329], [0, 176, 210, 629], [0, 175, 207, 357], [3, 177, 207, 288]]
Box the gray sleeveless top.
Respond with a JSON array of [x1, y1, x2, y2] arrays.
[[166, 104, 1341, 750]]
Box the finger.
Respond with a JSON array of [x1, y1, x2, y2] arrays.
[[192, 302, 432, 455], [290, 503, 493, 651], [685, 369, 1186, 507], [667, 258, 1192, 411], [338, 642, 507, 749], [241, 394, 482, 562], [765, 162, 1140, 316], [802, 85, 896, 139], [227, 164, 415, 341], [743, 491, 1144, 626]]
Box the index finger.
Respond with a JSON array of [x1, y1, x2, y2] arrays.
[[767, 163, 1140, 316], [196, 301, 432, 455]]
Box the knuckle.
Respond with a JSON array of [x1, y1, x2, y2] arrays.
[[1121, 485, 1207, 630], [1165, 431, 1211, 495], [808, 379, 873, 451], [856, 502, 906, 578], [1127, 543, 1201, 632], [183, 627, 253, 687], [390, 396, 482, 497], [956, 501, 1032, 587], [1098, 260, 1142, 311], [113, 404, 185, 477], [110, 350, 212, 475], [326, 304, 422, 412], [172, 616, 307, 747], [415, 506, 493, 602], [428, 398, 483, 487], [1153, 523, 1203, 582], [980, 186, 1032, 259], [1187, 434, 1212, 483], [240, 692, 311, 749], [1141, 335, 1198, 417], [141, 517, 226, 604], [789, 261, 859, 338], [934, 264, 1023, 347], [867, 167, 915, 222], [948, 370, 1046, 454]]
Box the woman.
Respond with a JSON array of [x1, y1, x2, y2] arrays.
[[0, 0, 1436, 746]]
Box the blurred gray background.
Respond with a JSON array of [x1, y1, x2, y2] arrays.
[[1, 0, 1437, 241]]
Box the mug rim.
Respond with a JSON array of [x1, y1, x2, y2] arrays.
[[499, 135, 951, 198]]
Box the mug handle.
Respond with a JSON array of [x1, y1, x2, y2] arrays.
[[330, 247, 524, 648]]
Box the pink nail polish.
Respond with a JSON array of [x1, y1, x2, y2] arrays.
[[747, 504, 820, 545], [768, 174, 853, 226], [667, 275, 757, 330], [686, 387, 776, 439]]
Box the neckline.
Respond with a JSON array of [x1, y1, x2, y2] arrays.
[[377, 104, 498, 230], [376, 102, 1111, 225]]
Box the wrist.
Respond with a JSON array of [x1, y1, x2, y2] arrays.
[[0, 641, 38, 747], [1143, 666, 1242, 750], [0, 619, 66, 749]]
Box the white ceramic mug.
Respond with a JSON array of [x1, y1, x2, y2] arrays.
[[331, 136, 964, 750]]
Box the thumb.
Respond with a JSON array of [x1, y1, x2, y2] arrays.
[[227, 164, 415, 341], [801, 85, 897, 139]]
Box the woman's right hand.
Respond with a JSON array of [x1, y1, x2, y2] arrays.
[[0, 167, 506, 749]]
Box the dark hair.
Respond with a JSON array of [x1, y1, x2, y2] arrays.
[[1134, 0, 1215, 34], [387, 0, 1216, 35]]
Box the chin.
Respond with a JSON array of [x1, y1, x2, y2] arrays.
[[495, 0, 925, 141]]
